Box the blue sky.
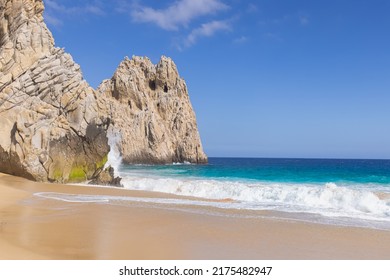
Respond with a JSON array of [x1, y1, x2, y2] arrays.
[[44, 0, 390, 159]]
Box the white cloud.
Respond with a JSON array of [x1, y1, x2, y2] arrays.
[[184, 20, 231, 47], [85, 5, 106, 16], [44, 0, 106, 27], [44, 12, 63, 27], [45, 0, 105, 17], [131, 0, 228, 31], [45, 0, 63, 12]]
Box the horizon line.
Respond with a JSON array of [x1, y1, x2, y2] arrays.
[[206, 156, 390, 161]]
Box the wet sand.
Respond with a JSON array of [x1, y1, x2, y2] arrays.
[[1, 172, 390, 260]]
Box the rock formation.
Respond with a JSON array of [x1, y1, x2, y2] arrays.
[[97, 56, 207, 164], [0, 0, 207, 183], [89, 166, 122, 187], [0, 0, 110, 182]]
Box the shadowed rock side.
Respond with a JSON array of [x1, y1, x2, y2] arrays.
[[0, 0, 110, 182], [97, 56, 208, 164], [89, 166, 122, 187]]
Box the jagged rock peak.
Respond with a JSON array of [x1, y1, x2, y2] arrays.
[[97, 55, 208, 164]]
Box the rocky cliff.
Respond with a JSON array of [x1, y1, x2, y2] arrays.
[[0, 0, 207, 183], [97, 56, 207, 164], [0, 0, 110, 182]]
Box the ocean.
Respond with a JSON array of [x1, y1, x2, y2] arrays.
[[37, 157, 390, 230], [118, 158, 390, 230]]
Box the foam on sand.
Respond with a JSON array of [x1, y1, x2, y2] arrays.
[[119, 176, 390, 222]]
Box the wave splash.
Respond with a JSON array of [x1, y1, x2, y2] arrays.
[[104, 127, 122, 176], [121, 176, 390, 221]]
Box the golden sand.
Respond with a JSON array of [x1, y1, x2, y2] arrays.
[[1, 172, 390, 260]]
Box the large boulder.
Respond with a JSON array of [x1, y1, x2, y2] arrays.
[[89, 166, 122, 187], [97, 56, 207, 164], [0, 0, 110, 182]]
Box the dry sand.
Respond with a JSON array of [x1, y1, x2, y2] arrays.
[[1, 172, 390, 260]]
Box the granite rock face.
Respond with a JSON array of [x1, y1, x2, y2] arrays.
[[0, 0, 207, 183], [0, 0, 110, 182], [97, 56, 207, 164]]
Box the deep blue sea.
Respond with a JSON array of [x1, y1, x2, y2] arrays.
[[117, 158, 390, 230], [122, 157, 390, 185]]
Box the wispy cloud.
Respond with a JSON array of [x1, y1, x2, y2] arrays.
[[131, 0, 228, 31], [183, 20, 231, 47], [44, 12, 63, 27], [46, 0, 105, 15], [44, 0, 105, 26], [233, 36, 248, 45], [85, 5, 106, 16], [247, 3, 258, 14]]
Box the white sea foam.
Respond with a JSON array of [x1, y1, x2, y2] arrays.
[[172, 161, 192, 165], [120, 176, 390, 222], [104, 127, 122, 176], [35, 192, 109, 203], [34, 167, 390, 229], [34, 192, 241, 209], [35, 176, 390, 230]]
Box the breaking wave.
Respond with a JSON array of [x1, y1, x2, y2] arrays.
[[120, 176, 390, 222]]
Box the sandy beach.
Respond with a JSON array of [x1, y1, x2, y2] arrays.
[[1, 172, 390, 260]]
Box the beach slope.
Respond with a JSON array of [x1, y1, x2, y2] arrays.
[[1, 173, 390, 260]]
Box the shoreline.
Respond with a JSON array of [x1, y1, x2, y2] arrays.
[[1, 172, 390, 259]]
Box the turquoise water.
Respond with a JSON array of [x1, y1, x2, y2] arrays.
[[117, 158, 390, 230], [121, 158, 390, 185], [37, 158, 390, 230]]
